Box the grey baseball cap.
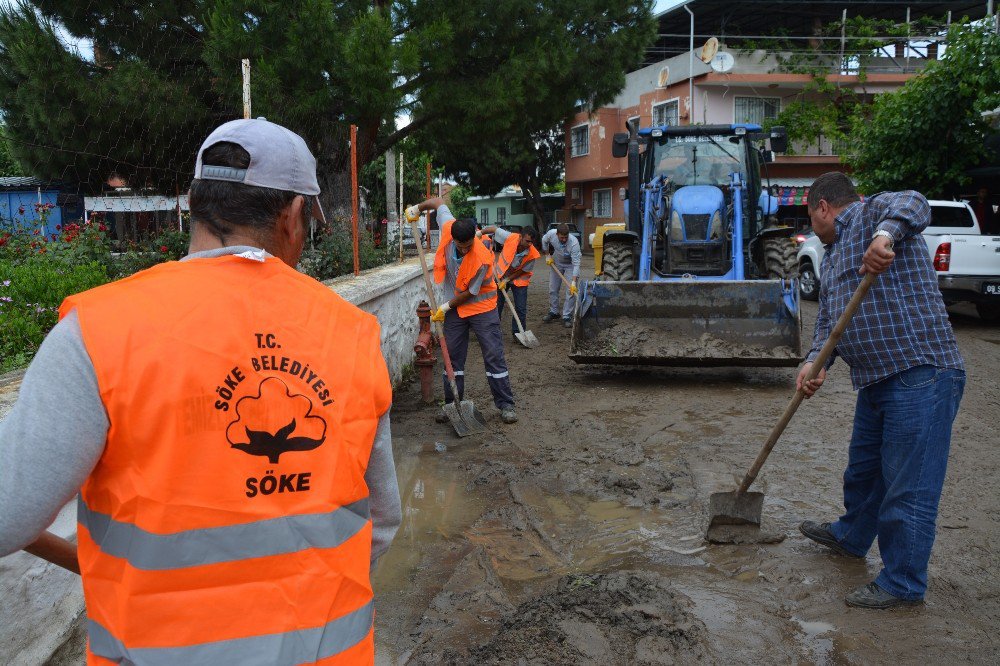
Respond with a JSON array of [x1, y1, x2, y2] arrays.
[[194, 117, 326, 223]]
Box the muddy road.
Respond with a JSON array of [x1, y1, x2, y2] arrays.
[[373, 261, 999, 665]]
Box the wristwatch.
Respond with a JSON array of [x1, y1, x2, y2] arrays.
[[873, 229, 894, 248]]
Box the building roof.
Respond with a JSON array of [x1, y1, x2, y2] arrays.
[[0, 176, 53, 190], [642, 1, 989, 66]]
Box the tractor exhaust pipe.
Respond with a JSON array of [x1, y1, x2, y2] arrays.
[[626, 118, 641, 236]]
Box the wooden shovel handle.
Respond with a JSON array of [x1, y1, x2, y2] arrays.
[[409, 218, 463, 401], [737, 271, 878, 494], [24, 531, 80, 574]]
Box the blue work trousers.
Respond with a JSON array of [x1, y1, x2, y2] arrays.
[[442, 307, 515, 410], [497, 285, 529, 337], [829, 364, 965, 600]]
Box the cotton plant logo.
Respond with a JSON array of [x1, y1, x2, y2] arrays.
[[226, 377, 327, 463]]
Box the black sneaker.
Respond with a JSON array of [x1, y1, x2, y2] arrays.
[[542, 312, 559, 323], [845, 582, 922, 609], [435, 409, 449, 424], [562, 318, 572, 328], [799, 521, 863, 558], [500, 408, 518, 424]]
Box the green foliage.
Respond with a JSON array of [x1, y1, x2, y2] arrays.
[[846, 22, 1000, 196], [0, 259, 107, 372], [0, 129, 23, 176], [447, 185, 476, 219], [152, 228, 190, 261], [298, 221, 392, 281], [767, 78, 860, 154], [361, 140, 444, 221], [420, 0, 656, 223]]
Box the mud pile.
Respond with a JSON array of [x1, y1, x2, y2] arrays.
[[578, 318, 797, 360], [468, 571, 712, 665]]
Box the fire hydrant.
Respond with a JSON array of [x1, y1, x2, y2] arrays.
[[413, 300, 437, 404]]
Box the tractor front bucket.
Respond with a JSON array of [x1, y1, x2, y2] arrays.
[[569, 280, 802, 367]]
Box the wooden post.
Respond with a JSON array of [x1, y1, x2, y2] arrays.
[[398, 152, 404, 262], [351, 124, 360, 276], [425, 161, 431, 250], [241, 59, 251, 119]]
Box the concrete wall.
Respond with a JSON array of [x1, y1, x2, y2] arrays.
[[0, 258, 439, 663], [324, 257, 442, 385]]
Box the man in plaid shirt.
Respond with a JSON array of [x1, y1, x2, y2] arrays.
[[796, 172, 965, 609]]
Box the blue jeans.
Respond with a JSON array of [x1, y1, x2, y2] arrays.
[[497, 285, 529, 336], [829, 365, 965, 600]]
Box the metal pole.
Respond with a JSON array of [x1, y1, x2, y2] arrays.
[[840, 9, 847, 74], [241, 59, 251, 119], [350, 124, 359, 276], [905, 7, 911, 72], [684, 5, 694, 125]]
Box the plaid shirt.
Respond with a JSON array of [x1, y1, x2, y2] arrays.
[[808, 191, 964, 389]]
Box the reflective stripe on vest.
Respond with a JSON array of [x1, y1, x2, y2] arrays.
[[497, 234, 540, 287], [78, 496, 370, 570], [434, 221, 497, 317], [88, 600, 374, 665]]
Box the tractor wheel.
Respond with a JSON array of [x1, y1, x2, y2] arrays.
[[601, 241, 635, 281], [763, 237, 797, 280]]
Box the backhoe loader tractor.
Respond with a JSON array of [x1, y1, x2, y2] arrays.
[[570, 122, 802, 367]]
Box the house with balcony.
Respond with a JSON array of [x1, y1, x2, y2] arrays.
[[563, 0, 990, 250], [469, 186, 564, 229]]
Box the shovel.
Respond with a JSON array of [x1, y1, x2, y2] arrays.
[[496, 276, 540, 348], [708, 272, 878, 531], [410, 219, 488, 437]]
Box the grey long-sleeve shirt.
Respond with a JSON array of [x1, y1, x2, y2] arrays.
[[541, 229, 582, 277], [0, 246, 401, 564]]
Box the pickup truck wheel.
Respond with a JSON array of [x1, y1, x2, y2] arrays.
[[602, 241, 635, 281], [798, 261, 819, 301], [976, 302, 1000, 324]]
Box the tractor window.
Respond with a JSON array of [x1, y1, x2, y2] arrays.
[[652, 136, 744, 187]]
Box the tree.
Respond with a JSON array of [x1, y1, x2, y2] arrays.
[[418, 0, 656, 229], [846, 22, 1000, 196], [0, 131, 23, 177], [0, 1, 655, 222], [446, 184, 476, 219]]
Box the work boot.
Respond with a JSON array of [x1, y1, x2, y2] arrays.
[[845, 582, 922, 609], [500, 407, 518, 424], [435, 408, 449, 424], [562, 317, 572, 328], [542, 311, 559, 323], [799, 521, 864, 558]]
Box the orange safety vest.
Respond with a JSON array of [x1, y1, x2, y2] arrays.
[[60, 255, 391, 666], [433, 221, 498, 317], [497, 233, 541, 287]]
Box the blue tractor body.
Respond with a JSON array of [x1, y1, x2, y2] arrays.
[[570, 123, 802, 367]]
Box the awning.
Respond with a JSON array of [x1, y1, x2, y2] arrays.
[[85, 194, 189, 212], [766, 175, 859, 206]]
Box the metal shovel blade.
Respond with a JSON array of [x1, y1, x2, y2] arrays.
[[442, 400, 488, 437], [514, 330, 540, 348], [707, 490, 765, 528]]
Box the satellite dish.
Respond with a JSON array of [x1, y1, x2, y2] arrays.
[[657, 66, 670, 88], [701, 37, 719, 63], [710, 52, 735, 73]]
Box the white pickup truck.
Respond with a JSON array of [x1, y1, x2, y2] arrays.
[[796, 199, 1000, 322]]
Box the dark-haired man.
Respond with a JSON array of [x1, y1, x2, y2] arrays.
[[541, 223, 581, 327], [796, 171, 965, 610], [0, 118, 401, 663], [482, 224, 541, 338], [407, 197, 517, 424]]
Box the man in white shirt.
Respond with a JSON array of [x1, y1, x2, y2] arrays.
[[541, 223, 582, 328]]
